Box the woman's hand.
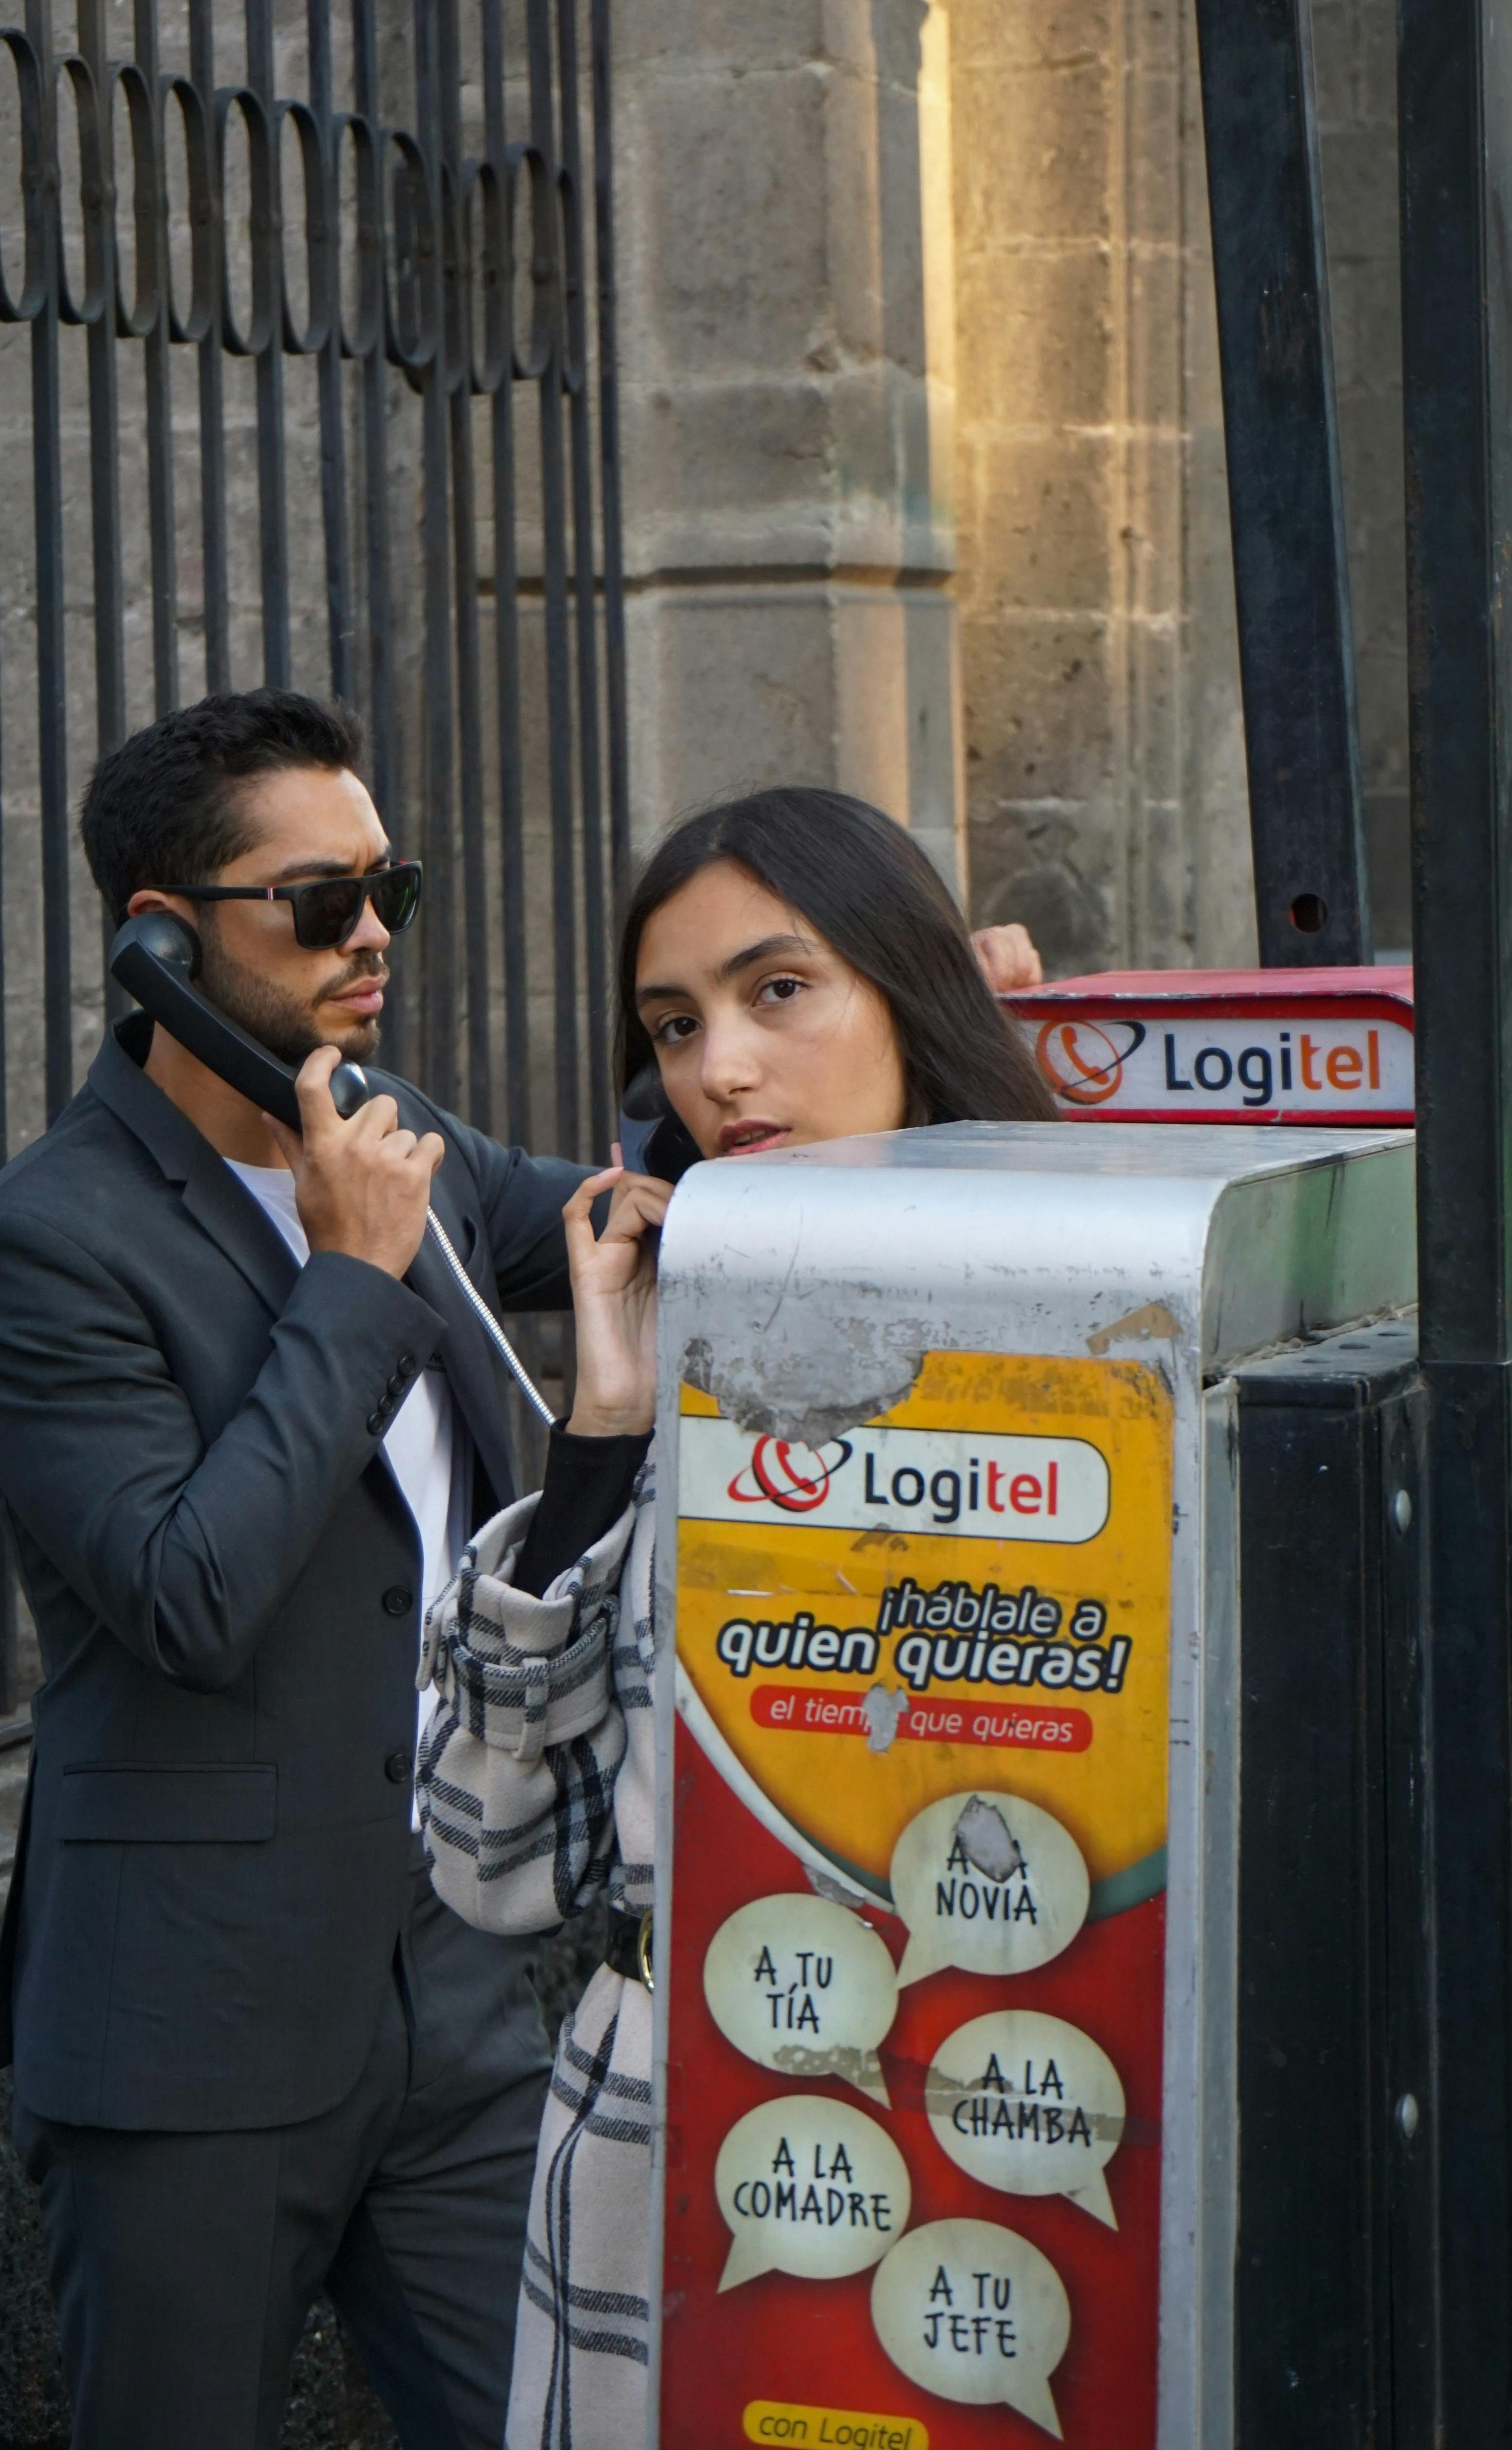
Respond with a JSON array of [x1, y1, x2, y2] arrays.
[[972, 922, 1043, 993], [563, 1160, 672, 1437]]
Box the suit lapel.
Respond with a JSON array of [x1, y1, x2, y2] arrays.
[[91, 1018, 300, 1314], [181, 1142, 301, 1313]]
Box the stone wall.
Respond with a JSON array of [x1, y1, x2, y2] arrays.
[[949, 0, 1255, 973], [947, 0, 1407, 971], [612, 0, 967, 892]]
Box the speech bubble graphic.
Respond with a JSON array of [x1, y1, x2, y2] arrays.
[[714, 2097, 912, 2292], [927, 2008, 1126, 2229], [890, 1789, 1090, 1985], [704, 1894, 900, 2103], [871, 2217, 1071, 2436]]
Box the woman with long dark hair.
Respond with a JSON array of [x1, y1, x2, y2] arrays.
[[418, 790, 1056, 2450], [616, 786, 1056, 1144]]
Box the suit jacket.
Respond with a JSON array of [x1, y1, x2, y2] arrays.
[[0, 1014, 585, 2131]]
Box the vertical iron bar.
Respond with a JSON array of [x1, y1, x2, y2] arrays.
[[190, 0, 230, 692], [351, 0, 401, 1073], [591, 0, 628, 907], [0, 519, 10, 1719], [449, 401, 490, 1119], [245, 0, 289, 683], [76, 0, 129, 1021], [555, 0, 607, 1152], [414, 0, 455, 1108], [439, 0, 489, 1127], [135, 0, 179, 713], [77, 0, 127, 757], [1192, 0, 1371, 966], [528, 0, 578, 1157], [28, 0, 71, 1123], [1398, 0, 1512, 2437], [483, 0, 528, 1146], [309, 0, 353, 699]]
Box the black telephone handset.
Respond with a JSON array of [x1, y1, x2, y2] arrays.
[[109, 912, 373, 1131], [616, 1061, 702, 1184]]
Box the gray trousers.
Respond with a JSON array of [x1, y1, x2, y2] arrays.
[[12, 1842, 551, 2450]]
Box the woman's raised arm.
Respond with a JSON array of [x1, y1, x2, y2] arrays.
[[561, 1161, 668, 1439]]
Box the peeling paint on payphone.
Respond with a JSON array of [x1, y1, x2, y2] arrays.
[[662, 1351, 1173, 2448]]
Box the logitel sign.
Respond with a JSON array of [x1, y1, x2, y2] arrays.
[[1006, 963, 1414, 1127], [680, 1417, 1111, 1543]]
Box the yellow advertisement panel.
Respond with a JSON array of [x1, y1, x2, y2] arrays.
[[662, 1351, 1174, 2448]]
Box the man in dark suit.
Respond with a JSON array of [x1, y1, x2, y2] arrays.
[[0, 690, 596, 2450]]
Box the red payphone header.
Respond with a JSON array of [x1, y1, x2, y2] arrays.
[[1006, 965, 1413, 1126]]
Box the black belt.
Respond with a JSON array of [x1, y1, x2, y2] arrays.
[[604, 1906, 654, 1990]]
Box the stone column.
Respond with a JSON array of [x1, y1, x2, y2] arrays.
[[947, 0, 1256, 972], [614, 0, 968, 895]]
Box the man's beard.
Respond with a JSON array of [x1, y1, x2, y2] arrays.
[[197, 928, 387, 1069]]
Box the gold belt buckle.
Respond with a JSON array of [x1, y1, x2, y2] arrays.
[[636, 1907, 655, 1993]]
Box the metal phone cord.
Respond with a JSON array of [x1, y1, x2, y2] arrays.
[[422, 1209, 554, 1427]]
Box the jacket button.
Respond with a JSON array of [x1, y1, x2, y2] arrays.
[[383, 1585, 414, 1617], [387, 1369, 410, 1398], [384, 1751, 410, 1785], [367, 1409, 386, 1435]]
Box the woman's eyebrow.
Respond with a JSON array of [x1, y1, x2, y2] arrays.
[[717, 931, 814, 981], [636, 932, 815, 1006]]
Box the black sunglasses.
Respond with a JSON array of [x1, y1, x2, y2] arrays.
[[159, 860, 423, 950]]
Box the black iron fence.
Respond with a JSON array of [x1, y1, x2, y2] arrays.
[[0, 0, 627, 1713]]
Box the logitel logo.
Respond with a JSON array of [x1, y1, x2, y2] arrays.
[[684, 1418, 1111, 1545], [727, 1437, 853, 1513], [1035, 1017, 1147, 1106]]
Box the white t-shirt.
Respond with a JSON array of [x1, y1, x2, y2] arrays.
[[226, 1161, 468, 1825]]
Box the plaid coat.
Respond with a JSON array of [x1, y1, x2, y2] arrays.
[[418, 1450, 657, 2450]]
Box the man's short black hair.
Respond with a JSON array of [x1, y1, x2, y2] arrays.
[[80, 688, 366, 923]]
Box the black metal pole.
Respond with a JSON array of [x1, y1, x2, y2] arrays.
[[556, 0, 609, 1155], [437, 0, 492, 1132], [77, 0, 130, 1019], [246, 0, 291, 686], [27, 0, 71, 1124], [190, 0, 231, 696], [482, 0, 530, 1150], [1398, 0, 1512, 2435], [528, 0, 581, 1160], [351, 0, 401, 1073], [1193, 0, 1372, 966], [135, 0, 180, 718], [415, 0, 458, 1111], [591, 0, 630, 910], [309, 0, 356, 704]]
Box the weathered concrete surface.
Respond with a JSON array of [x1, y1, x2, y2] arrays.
[[948, 0, 1407, 969], [949, 0, 1255, 972], [615, 0, 969, 893]]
